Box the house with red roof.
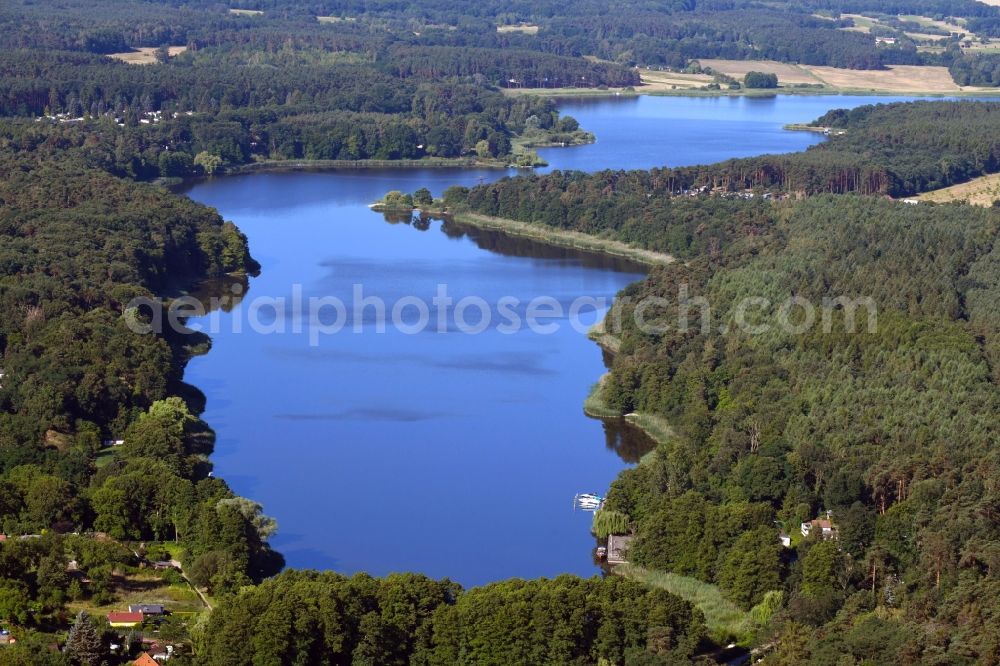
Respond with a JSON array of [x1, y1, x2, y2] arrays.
[[801, 514, 838, 540], [107, 611, 143, 628]]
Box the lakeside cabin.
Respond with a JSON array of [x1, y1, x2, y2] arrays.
[[607, 535, 634, 565]]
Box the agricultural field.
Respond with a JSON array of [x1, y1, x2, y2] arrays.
[[841, 13, 877, 32], [638, 69, 715, 91], [509, 59, 996, 95], [317, 15, 356, 23], [107, 46, 187, 65], [695, 59, 821, 85], [698, 59, 994, 93], [229, 8, 263, 15], [898, 14, 966, 34], [806, 64, 963, 92], [906, 32, 950, 42], [962, 37, 1000, 52], [916, 173, 1000, 206], [842, 12, 967, 41]]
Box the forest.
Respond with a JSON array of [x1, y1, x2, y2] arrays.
[[593, 194, 1000, 663], [197, 572, 708, 665], [1, 0, 998, 94]]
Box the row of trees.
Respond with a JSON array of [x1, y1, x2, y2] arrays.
[[199, 571, 708, 665]]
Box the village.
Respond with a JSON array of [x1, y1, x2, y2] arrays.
[[0, 530, 203, 662]]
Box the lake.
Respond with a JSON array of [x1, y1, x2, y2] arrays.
[[183, 94, 927, 586]]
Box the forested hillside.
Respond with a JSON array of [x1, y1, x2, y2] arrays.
[[596, 195, 1000, 663], [0, 116, 290, 662]]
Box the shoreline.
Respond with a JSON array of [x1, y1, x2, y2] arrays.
[[509, 85, 1000, 99], [453, 212, 674, 267], [377, 208, 675, 267], [223, 157, 515, 174], [583, 331, 675, 452]]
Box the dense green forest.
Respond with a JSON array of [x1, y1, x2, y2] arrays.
[[198, 572, 708, 665], [595, 195, 1000, 663], [1, 0, 998, 98], [0, 49, 576, 171]]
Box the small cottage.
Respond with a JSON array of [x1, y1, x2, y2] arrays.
[[801, 517, 838, 540], [107, 611, 143, 628]]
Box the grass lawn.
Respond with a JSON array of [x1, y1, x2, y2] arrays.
[[94, 448, 118, 468], [618, 565, 754, 644]]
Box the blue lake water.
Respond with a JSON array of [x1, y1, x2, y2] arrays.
[[536, 94, 936, 172], [183, 94, 931, 585]]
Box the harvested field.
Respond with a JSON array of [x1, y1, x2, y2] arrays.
[[695, 59, 820, 85], [639, 69, 714, 91], [806, 64, 960, 92]]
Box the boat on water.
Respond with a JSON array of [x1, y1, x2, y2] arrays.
[[574, 492, 605, 511]]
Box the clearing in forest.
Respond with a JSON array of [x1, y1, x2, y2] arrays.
[[917, 173, 1000, 206], [107, 46, 187, 65]]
